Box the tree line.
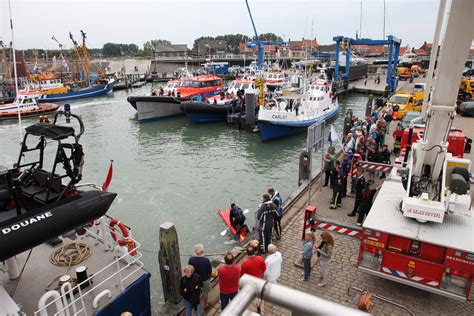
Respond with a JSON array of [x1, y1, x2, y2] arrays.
[[13, 33, 284, 59]]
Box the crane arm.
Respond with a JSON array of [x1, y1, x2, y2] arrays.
[[245, 0, 259, 41]]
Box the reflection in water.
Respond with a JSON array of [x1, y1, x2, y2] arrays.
[[0, 85, 368, 309]]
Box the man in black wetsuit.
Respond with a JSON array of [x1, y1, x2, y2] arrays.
[[256, 194, 278, 253]]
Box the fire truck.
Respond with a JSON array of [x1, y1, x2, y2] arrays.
[[358, 0, 474, 301], [399, 127, 472, 160]]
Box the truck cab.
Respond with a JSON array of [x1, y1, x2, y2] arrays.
[[388, 92, 423, 119], [459, 78, 474, 101]]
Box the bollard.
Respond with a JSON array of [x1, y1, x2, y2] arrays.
[[158, 222, 182, 304], [343, 108, 353, 137], [298, 151, 311, 186], [245, 92, 256, 128]]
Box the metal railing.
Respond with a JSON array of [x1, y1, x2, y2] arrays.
[[221, 275, 368, 316], [34, 216, 145, 316]]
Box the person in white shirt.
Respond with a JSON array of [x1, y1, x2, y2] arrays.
[[264, 244, 282, 283]]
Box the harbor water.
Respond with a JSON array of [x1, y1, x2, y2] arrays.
[[0, 85, 368, 308]]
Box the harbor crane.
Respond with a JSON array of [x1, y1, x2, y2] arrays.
[[244, 0, 287, 69]]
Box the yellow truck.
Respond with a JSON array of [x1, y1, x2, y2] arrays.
[[387, 87, 424, 120], [458, 78, 474, 101]]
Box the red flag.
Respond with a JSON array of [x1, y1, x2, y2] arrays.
[[102, 161, 113, 192]]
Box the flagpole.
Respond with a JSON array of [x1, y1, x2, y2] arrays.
[[8, 0, 22, 142]]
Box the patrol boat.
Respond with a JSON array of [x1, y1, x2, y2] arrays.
[[258, 76, 339, 141], [0, 105, 150, 315]]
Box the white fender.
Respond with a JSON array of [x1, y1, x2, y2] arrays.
[[92, 290, 112, 309], [38, 290, 65, 316], [60, 282, 77, 316], [99, 216, 114, 251]]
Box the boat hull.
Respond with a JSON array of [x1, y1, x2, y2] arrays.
[[258, 104, 339, 141], [181, 101, 230, 124], [38, 82, 114, 102], [0, 190, 117, 261], [128, 96, 187, 121], [0, 103, 60, 121]]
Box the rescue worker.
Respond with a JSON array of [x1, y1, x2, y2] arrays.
[[347, 167, 365, 217], [392, 123, 403, 156], [356, 181, 382, 226], [229, 203, 249, 237], [256, 194, 278, 253], [330, 164, 344, 209], [341, 153, 351, 197], [268, 187, 283, 240]]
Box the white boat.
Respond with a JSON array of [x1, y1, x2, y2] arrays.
[[258, 76, 339, 141], [399, 52, 420, 64]]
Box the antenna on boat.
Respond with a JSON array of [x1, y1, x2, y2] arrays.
[[8, 0, 23, 142], [359, 1, 363, 38]]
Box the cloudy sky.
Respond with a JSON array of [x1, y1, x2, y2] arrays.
[[1, 0, 439, 50]]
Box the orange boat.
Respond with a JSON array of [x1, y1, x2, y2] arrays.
[[0, 93, 60, 120]]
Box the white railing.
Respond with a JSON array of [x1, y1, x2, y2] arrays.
[[34, 216, 145, 316]]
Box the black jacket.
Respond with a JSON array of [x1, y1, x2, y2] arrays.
[[180, 273, 203, 307], [354, 175, 366, 198], [378, 150, 391, 164]]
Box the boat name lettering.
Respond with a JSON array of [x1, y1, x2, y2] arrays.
[[272, 114, 287, 120], [406, 208, 441, 218], [1, 211, 53, 235]]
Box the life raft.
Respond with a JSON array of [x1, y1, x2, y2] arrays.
[[109, 219, 137, 256]]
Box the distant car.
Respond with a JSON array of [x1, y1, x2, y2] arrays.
[[401, 111, 422, 129], [462, 69, 474, 77], [456, 101, 474, 116]]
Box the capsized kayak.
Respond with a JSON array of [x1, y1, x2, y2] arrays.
[[217, 208, 247, 243]]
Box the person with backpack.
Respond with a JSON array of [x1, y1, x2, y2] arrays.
[[229, 203, 249, 237]]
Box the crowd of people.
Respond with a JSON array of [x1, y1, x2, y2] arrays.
[[323, 108, 396, 225]]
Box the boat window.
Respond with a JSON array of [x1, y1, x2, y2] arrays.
[[182, 81, 193, 87], [242, 84, 250, 90], [212, 80, 221, 86]]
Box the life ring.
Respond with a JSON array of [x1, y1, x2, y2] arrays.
[[109, 219, 137, 256]]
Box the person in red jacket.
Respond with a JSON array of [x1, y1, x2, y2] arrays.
[[240, 246, 266, 313], [217, 252, 240, 311], [240, 246, 266, 278]]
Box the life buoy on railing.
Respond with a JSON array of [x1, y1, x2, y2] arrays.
[[109, 219, 137, 256]]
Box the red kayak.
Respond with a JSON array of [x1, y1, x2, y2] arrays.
[[218, 208, 247, 243]]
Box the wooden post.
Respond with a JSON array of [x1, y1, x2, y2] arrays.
[[343, 108, 353, 137], [158, 222, 182, 304], [298, 151, 311, 186]]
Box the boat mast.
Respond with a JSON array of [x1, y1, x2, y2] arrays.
[[80, 30, 91, 86], [359, 1, 363, 38], [69, 32, 88, 85], [8, 0, 22, 141], [383, 0, 386, 39]]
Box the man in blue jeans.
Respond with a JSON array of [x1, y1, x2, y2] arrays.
[[300, 233, 314, 281]]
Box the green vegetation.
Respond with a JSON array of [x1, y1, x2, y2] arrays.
[[14, 33, 284, 59]]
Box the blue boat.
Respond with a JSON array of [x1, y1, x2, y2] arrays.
[[181, 101, 233, 124], [258, 78, 339, 141], [37, 79, 114, 102]]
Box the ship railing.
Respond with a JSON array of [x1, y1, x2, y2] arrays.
[[34, 216, 145, 316]]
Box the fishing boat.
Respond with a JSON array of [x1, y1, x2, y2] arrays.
[[0, 106, 151, 315], [37, 78, 115, 102], [0, 92, 60, 120], [127, 75, 224, 122], [206, 78, 257, 105], [258, 76, 339, 141]]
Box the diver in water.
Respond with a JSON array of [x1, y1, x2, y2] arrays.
[[229, 203, 249, 237]]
